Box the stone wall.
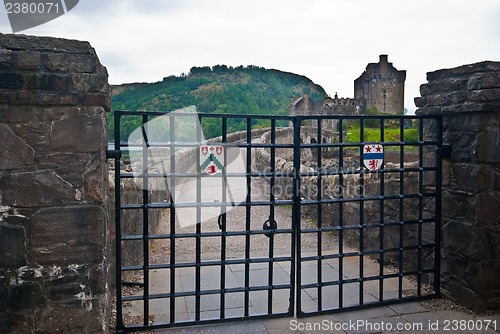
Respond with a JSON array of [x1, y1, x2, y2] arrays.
[[0, 34, 111, 333], [108, 166, 167, 282], [415, 61, 500, 312]]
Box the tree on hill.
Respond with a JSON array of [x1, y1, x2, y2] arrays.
[[110, 65, 327, 141]]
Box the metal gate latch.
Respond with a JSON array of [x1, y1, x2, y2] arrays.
[[218, 212, 226, 230]]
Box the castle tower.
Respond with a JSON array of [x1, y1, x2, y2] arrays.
[[354, 55, 406, 114]]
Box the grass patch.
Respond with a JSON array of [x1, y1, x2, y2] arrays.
[[340, 121, 420, 153]]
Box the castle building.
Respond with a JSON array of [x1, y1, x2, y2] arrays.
[[354, 54, 406, 114], [290, 55, 406, 123]]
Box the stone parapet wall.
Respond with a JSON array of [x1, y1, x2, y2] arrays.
[[415, 61, 500, 312], [253, 129, 431, 274], [0, 34, 111, 333], [108, 169, 168, 282]]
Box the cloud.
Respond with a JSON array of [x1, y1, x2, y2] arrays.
[[2, 0, 498, 111]]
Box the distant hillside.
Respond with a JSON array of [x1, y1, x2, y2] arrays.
[[111, 82, 148, 96], [111, 65, 327, 139]]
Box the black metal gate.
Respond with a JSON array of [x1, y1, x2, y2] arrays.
[[109, 111, 444, 332]]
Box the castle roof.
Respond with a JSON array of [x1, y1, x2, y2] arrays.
[[355, 54, 405, 81]]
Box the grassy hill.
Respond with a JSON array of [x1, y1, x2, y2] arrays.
[[110, 65, 327, 140]]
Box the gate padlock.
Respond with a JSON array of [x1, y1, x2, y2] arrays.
[[263, 218, 277, 238]]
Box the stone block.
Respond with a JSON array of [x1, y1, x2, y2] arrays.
[[475, 260, 500, 298], [42, 265, 86, 286], [468, 72, 500, 90], [33, 303, 105, 334], [10, 281, 44, 309], [0, 170, 76, 207], [0, 123, 35, 170], [489, 225, 500, 258], [417, 102, 497, 115], [50, 114, 105, 152], [414, 96, 425, 108], [0, 34, 95, 55], [446, 112, 483, 132], [88, 264, 108, 295], [420, 77, 468, 96], [14, 50, 40, 70], [443, 278, 485, 312], [442, 192, 476, 221], [478, 128, 500, 163], [0, 286, 8, 309], [443, 220, 479, 260], [451, 163, 492, 193], [443, 251, 474, 286], [494, 166, 500, 191], [0, 313, 32, 334], [31, 206, 105, 265], [34, 105, 80, 123], [84, 159, 107, 203], [71, 73, 109, 93], [468, 88, 500, 102], [427, 61, 500, 81], [0, 91, 12, 103], [82, 92, 110, 109], [35, 92, 79, 105], [441, 160, 451, 186], [0, 105, 34, 124], [0, 72, 24, 89], [477, 192, 500, 226], [42, 52, 97, 73], [36, 152, 91, 171], [446, 131, 478, 161], [0, 48, 13, 69], [46, 283, 90, 301], [423, 92, 468, 107], [447, 101, 499, 113], [0, 222, 26, 267], [25, 73, 72, 91]]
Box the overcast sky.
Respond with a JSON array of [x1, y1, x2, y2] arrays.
[[1, 0, 499, 112]]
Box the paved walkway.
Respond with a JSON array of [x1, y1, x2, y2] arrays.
[[122, 250, 500, 334], [152, 305, 500, 334]]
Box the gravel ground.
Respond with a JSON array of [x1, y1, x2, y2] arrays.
[[148, 176, 337, 265]]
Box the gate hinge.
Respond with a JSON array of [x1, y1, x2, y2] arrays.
[[106, 150, 122, 159], [437, 144, 451, 159]]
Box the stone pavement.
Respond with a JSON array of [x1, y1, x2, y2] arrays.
[[122, 253, 500, 334], [152, 305, 500, 334]]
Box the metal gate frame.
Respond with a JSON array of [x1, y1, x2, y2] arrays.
[[292, 115, 445, 318], [109, 111, 445, 332]]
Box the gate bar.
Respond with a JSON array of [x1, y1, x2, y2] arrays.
[[114, 111, 124, 331], [292, 116, 301, 316], [434, 117, 443, 295]]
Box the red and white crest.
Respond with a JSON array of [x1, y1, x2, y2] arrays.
[[363, 144, 384, 171]]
